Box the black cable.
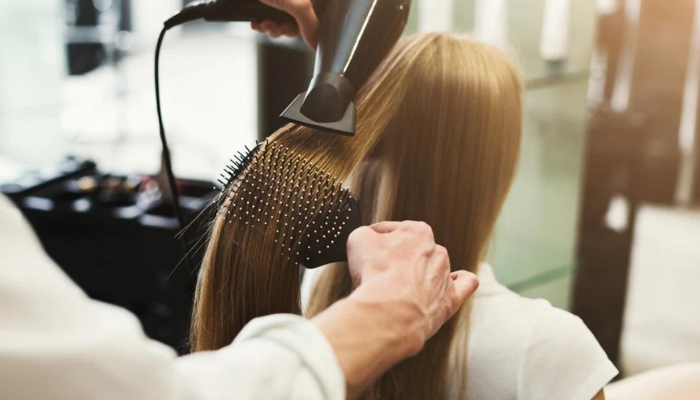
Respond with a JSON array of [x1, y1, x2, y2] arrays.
[[155, 0, 296, 271], [155, 26, 194, 271]]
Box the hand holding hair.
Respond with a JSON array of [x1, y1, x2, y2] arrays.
[[252, 0, 319, 48], [312, 221, 479, 399], [348, 221, 479, 345]]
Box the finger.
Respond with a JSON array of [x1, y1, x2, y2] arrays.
[[260, 20, 277, 34], [450, 271, 479, 306], [251, 22, 262, 31], [278, 23, 300, 37], [264, 23, 282, 38], [273, 26, 288, 38], [369, 221, 401, 234]]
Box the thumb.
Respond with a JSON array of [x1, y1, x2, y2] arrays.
[[450, 271, 480, 306], [288, 2, 319, 49]]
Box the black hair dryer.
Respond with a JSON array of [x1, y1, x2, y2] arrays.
[[281, 0, 412, 136], [167, 0, 412, 136]]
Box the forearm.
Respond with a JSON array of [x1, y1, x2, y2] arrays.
[[312, 287, 424, 399], [0, 197, 346, 400]]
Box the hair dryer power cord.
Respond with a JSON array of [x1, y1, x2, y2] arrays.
[[155, 1, 298, 272], [155, 26, 195, 272]]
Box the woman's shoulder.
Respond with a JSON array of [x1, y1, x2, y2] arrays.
[[471, 287, 601, 364], [470, 264, 596, 337], [469, 264, 578, 341], [454, 264, 618, 400], [466, 267, 575, 370]]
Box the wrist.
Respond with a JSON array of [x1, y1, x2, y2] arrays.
[[311, 292, 424, 398], [346, 284, 426, 356]]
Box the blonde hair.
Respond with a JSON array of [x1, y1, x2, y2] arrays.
[[191, 32, 522, 400]]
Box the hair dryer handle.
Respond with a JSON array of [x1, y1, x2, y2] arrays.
[[203, 0, 329, 25], [166, 0, 330, 29], [202, 0, 294, 24]]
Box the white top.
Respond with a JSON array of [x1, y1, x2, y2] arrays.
[[304, 265, 619, 400], [445, 264, 618, 400], [0, 194, 345, 400]]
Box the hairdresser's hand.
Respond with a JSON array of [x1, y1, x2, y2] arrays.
[[347, 221, 479, 348], [253, 0, 319, 49], [312, 221, 478, 398]]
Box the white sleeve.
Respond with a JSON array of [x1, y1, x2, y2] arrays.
[[0, 195, 345, 400], [517, 305, 619, 400]]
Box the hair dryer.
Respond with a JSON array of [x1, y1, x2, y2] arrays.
[[165, 0, 412, 136], [280, 0, 411, 135]]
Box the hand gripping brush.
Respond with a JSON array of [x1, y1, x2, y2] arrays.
[[156, 0, 410, 268], [216, 141, 360, 268]]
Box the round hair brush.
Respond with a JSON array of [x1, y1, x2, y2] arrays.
[[217, 140, 360, 269]]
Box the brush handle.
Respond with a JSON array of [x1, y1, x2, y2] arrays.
[[302, 194, 361, 269]]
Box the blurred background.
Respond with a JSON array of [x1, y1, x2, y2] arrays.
[[0, 0, 698, 381]]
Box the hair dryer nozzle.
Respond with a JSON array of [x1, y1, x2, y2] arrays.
[[280, 92, 356, 136]]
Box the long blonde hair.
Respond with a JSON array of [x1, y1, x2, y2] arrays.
[[191, 32, 522, 400]]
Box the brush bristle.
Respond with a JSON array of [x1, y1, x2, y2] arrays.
[[217, 140, 358, 268], [215, 141, 263, 191]]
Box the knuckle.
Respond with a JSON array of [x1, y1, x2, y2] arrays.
[[397, 221, 413, 232], [434, 245, 448, 259], [434, 246, 450, 267], [415, 221, 432, 235], [401, 221, 433, 238]]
